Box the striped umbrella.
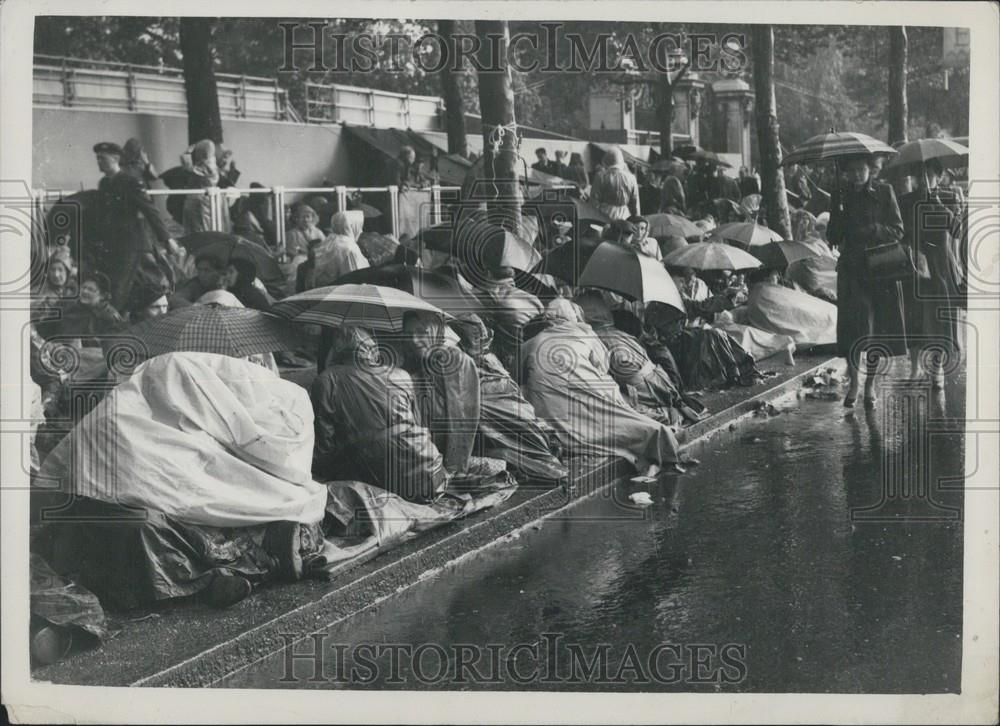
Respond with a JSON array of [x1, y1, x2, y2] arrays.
[[662, 241, 763, 271], [709, 221, 784, 248], [122, 304, 302, 360], [882, 137, 969, 178], [271, 283, 450, 332], [781, 130, 897, 166]]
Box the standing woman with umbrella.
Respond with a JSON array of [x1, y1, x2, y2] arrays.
[[826, 154, 907, 407], [895, 156, 964, 387]]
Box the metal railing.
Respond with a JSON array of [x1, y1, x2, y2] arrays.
[[305, 81, 444, 130], [31, 183, 465, 257], [33, 55, 296, 122]]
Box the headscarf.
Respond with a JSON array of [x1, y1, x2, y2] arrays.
[[329, 210, 364, 241], [604, 147, 626, 169], [791, 208, 819, 242], [545, 297, 585, 323], [189, 139, 219, 184], [197, 289, 243, 307], [327, 325, 378, 368]]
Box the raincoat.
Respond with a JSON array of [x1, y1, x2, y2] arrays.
[[311, 327, 447, 503], [897, 187, 963, 358], [313, 211, 369, 287], [575, 292, 687, 426], [520, 301, 684, 470], [826, 179, 907, 361], [590, 148, 639, 220], [454, 314, 568, 481]]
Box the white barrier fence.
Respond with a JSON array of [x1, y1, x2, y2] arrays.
[[31, 184, 467, 257]]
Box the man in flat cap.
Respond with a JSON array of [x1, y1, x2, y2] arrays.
[[90, 141, 180, 310]]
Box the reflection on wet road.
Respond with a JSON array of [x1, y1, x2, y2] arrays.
[[223, 368, 965, 693]]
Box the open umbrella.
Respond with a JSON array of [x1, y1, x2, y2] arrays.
[[645, 213, 701, 239], [662, 241, 763, 271], [271, 283, 450, 332], [522, 194, 610, 232], [650, 158, 687, 174], [782, 130, 897, 166], [122, 304, 302, 360], [179, 231, 282, 282], [709, 221, 783, 248], [881, 138, 969, 178], [532, 233, 604, 284], [513, 270, 561, 302], [750, 241, 824, 269], [673, 144, 702, 160], [422, 217, 541, 272], [335, 263, 482, 316], [687, 149, 732, 167], [347, 200, 384, 219], [578, 242, 685, 313]]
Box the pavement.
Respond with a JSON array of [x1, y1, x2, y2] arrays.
[[32, 350, 843, 688]]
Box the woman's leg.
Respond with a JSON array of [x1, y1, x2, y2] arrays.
[[864, 350, 880, 404], [845, 348, 862, 405]]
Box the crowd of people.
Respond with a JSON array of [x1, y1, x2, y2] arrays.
[[26, 134, 966, 665]]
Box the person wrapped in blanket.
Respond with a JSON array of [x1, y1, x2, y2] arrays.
[[520, 298, 699, 478], [573, 290, 708, 426], [450, 312, 569, 482]]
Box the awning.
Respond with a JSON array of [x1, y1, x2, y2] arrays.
[[588, 142, 650, 170], [342, 126, 472, 186]]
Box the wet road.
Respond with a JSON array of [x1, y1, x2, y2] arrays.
[[222, 366, 965, 693]]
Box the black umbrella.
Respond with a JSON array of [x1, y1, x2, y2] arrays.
[[178, 231, 282, 283], [420, 217, 541, 273], [532, 233, 604, 284]]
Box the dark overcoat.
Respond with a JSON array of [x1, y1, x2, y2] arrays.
[[826, 179, 908, 360]]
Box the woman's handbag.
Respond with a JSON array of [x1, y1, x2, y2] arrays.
[[865, 241, 915, 281]]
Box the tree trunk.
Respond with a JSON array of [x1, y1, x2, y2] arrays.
[[888, 26, 908, 145], [180, 18, 224, 145], [439, 20, 468, 158], [474, 20, 520, 230], [751, 25, 791, 239]]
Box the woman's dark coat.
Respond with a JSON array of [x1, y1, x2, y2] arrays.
[[826, 179, 908, 360]]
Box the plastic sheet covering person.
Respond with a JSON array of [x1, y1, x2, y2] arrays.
[[452, 313, 568, 482], [311, 325, 448, 503], [643, 301, 760, 391], [574, 291, 690, 426], [743, 270, 838, 348], [520, 299, 690, 476], [39, 351, 328, 528]]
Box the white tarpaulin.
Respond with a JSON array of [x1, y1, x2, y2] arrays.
[[745, 282, 838, 347], [40, 352, 328, 527]]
